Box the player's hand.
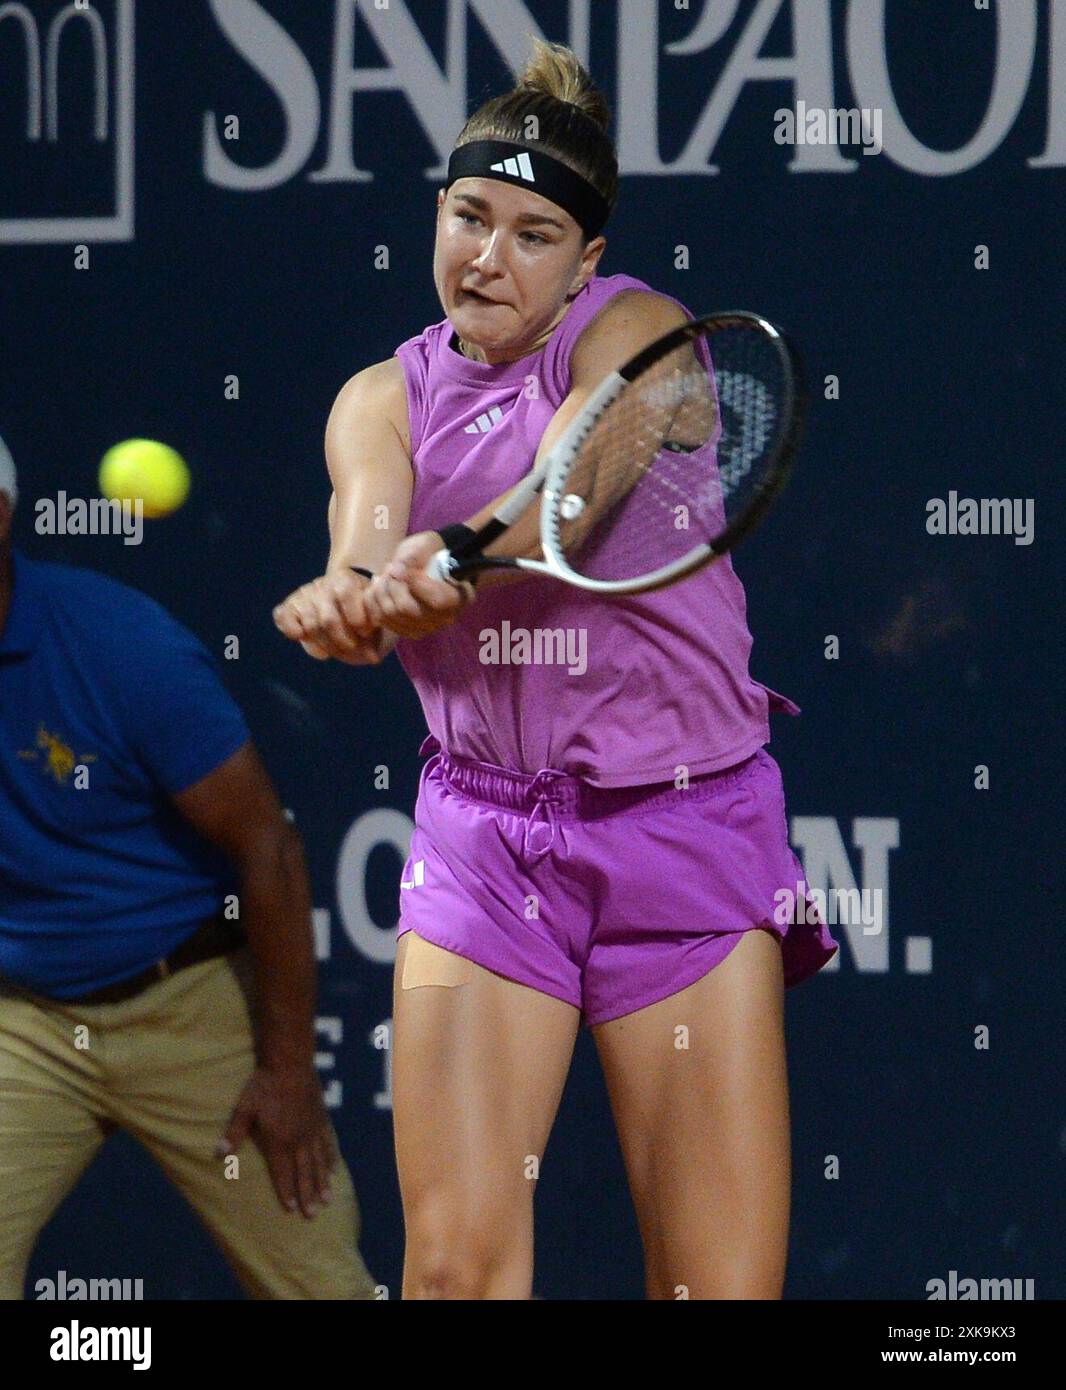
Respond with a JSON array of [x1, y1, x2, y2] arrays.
[[361, 531, 477, 639], [273, 570, 393, 664], [217, 1065, 336, 1219]]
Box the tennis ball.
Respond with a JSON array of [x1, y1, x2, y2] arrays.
[[98, 438, 190, 518]]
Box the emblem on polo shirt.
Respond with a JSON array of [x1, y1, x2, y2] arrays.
[[17, 725, 97, 786]]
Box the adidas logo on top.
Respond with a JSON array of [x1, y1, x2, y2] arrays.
[[490, 152, 536, 182], [465, 405, 504, 434]]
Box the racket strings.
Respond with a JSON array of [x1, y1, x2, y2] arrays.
[[556, 342, 723, 581], [550, 325, 789, 584], [567, 454, 722, 581]]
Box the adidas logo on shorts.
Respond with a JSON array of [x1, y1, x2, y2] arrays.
[[400, 859, 425, 890]]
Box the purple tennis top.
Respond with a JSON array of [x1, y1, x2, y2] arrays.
[[393, 272, 799, 789]]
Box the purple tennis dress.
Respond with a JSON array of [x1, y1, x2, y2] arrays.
[[392, 273, 838, 1026]]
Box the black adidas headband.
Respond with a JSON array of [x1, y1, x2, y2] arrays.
[[445, 139, 610, 240]]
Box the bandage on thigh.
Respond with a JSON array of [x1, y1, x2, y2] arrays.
[[401, 932, 474, 989]]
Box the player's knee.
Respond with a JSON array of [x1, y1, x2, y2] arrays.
[[406, 1245, 495, 1300], [405, 1227, 511, 1299], [404, 1198, 529, 1299]]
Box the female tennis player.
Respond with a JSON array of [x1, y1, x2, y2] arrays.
[[274, 39, 838, 1300]]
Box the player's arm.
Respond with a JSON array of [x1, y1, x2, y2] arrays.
[[454, 290, 691, 586], [273, 359, 414, 662], [324, 358, 414, 574], [363, 292, 692, 629]]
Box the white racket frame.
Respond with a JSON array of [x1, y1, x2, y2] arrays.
[[428, 311, 794, 595]]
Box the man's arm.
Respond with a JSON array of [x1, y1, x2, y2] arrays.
[[172, 739, 333, 1218]]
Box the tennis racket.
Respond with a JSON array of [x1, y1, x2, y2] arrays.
[[427, 310, 805, 594]]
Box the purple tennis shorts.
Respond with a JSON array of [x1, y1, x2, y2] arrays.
[[397, 736, 839, 1028]]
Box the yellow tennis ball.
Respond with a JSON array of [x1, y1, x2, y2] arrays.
[[99, 439, 190, 519]]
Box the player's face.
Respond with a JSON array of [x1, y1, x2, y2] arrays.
[[434, 178, 604, 364]]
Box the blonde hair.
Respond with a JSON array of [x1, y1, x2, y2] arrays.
[[454, 37, 618, 241]]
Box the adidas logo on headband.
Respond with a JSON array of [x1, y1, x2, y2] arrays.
[[490, 152, 536, 182], [446, 140, 610, 239]]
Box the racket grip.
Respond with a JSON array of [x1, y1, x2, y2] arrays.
[[429, 523, 480, 586], [427, 547, 457, 584]]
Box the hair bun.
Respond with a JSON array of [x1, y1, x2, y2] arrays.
[[515, 37, 611, 133], [453, 38, 619, 237]]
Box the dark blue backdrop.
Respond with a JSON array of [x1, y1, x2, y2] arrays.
[[2, 0, 1061, 1299]]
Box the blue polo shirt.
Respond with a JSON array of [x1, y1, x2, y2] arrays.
[[0, 550, 251, 999]]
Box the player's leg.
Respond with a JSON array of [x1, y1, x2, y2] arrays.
[[106, 949, 377, 1300], [393, 930, 580, 1299], [0, 987, 112, 1300], [591, 927, 790, 1299], [581, 748, 833, 1299]]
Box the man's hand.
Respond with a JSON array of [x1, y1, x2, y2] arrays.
[[361, 531, 477, 639], [273, 570, 393, 664], [217, 1065, 336, 1218]]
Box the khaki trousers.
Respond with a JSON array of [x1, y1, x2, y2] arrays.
[[0, 946, 376, 1300]]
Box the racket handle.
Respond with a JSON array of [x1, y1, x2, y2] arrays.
[[427, 547, 458, 584], [429, 522, 481, 585]]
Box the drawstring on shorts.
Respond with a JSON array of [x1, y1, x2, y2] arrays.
[[520, 770, 571, 863], [422, 735, 763, 869]]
